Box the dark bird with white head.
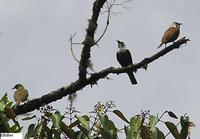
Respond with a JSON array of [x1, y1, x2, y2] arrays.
[[116, 40, 137, 85]]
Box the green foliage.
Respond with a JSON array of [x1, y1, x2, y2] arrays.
[[0, 94, 195, 139], [0, 93, 22, 133], [23, 102, 195, 139], [125, 115, 141, 139], [180, 116, 191, 139], [165, 122, 180, 139]]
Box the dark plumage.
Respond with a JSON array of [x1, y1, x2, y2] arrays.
[[116, 40, 137, 85]]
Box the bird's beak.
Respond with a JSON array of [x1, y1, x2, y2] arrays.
[[174, 22, 182, 25], [12, 86, 16, 89], [176, 22, 182, 25]]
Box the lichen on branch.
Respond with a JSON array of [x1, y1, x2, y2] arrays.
[[78, 0, 107, 82]]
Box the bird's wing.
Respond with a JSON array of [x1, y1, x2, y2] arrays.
[[21, 89, 28, 102], [14, 91, 18, 102], [117, 49, 133, 67], [162, 27, 178, 43], [14, 91, 20, 105]]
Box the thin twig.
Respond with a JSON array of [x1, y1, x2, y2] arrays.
[[69, 33, 81, 63], [93, 8, 110, 45], [155, 111, 168, 125]]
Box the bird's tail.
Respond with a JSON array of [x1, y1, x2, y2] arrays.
[[127, 71, 137, 85], [157, 43, 163, 48]]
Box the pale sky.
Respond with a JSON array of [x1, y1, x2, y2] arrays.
[[0, 0, 199, 138]]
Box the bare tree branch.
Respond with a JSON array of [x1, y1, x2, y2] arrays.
[[13, 37, 190, 115]]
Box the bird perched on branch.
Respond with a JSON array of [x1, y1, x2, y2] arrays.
[[12, 84, 29, 106], [158, 22, 182, 48], [116, 40, 137, 85]]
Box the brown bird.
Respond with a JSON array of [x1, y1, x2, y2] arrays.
[[116, 40, 137, 85], [12, 84, 29, 106], [158, 22, 182, 48]]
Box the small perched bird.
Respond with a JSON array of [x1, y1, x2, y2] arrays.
[[158, 22, 182, 48], [12, 84, 29, 106], [116, 40, 137, 85]]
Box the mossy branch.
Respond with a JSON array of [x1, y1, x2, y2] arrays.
[[13, 37, 189, 115]]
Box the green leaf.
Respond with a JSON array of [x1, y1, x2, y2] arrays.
[[97, 112, 104, 123], [11, 124, 22, 133], [0, 101, 5, 111], [76, 115, 90, 130], [130, 115, 141, 131], [4, 107, 16, 119], [51, 111, 62, 129], [69, 119, 80, 128], [10, 124, 18, 132], [60, 121, 76, 139], [113, 110, 130, 124], [99, 115, 117, 139], [180, 116, 189, 139], [149, 115, 157, 130], [165, 121, 180, 139], [125, 126, 141, 139], [10, 121, 22, 133], [77, 124, 93, 139], [46, 126, 53, 139], [140, 125, 151, 139], [75, 131, 83, 139], [34, 121, 44, 138], [22, 115, 36, 121], [1, 93, 8, 103], [52, 128, 61, 139], [100, 115, 116, 131], [126, 115, 141, 139], [25, 124, 35, 139], [168, 111, 178, 119], [0, 112, 10, 132], [15, 126, 23, 133], [157, 129, 165, 139], [12, 119, 20, 129], [6, 102, 14, 109], [151, 127, 165, 139]]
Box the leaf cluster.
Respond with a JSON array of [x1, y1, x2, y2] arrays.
[[0, 93, 22, 133], [0, 95, 195, 139]]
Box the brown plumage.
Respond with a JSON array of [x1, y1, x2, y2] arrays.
[[12, 84, 28, 106], [158, 22, 182, 48]]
